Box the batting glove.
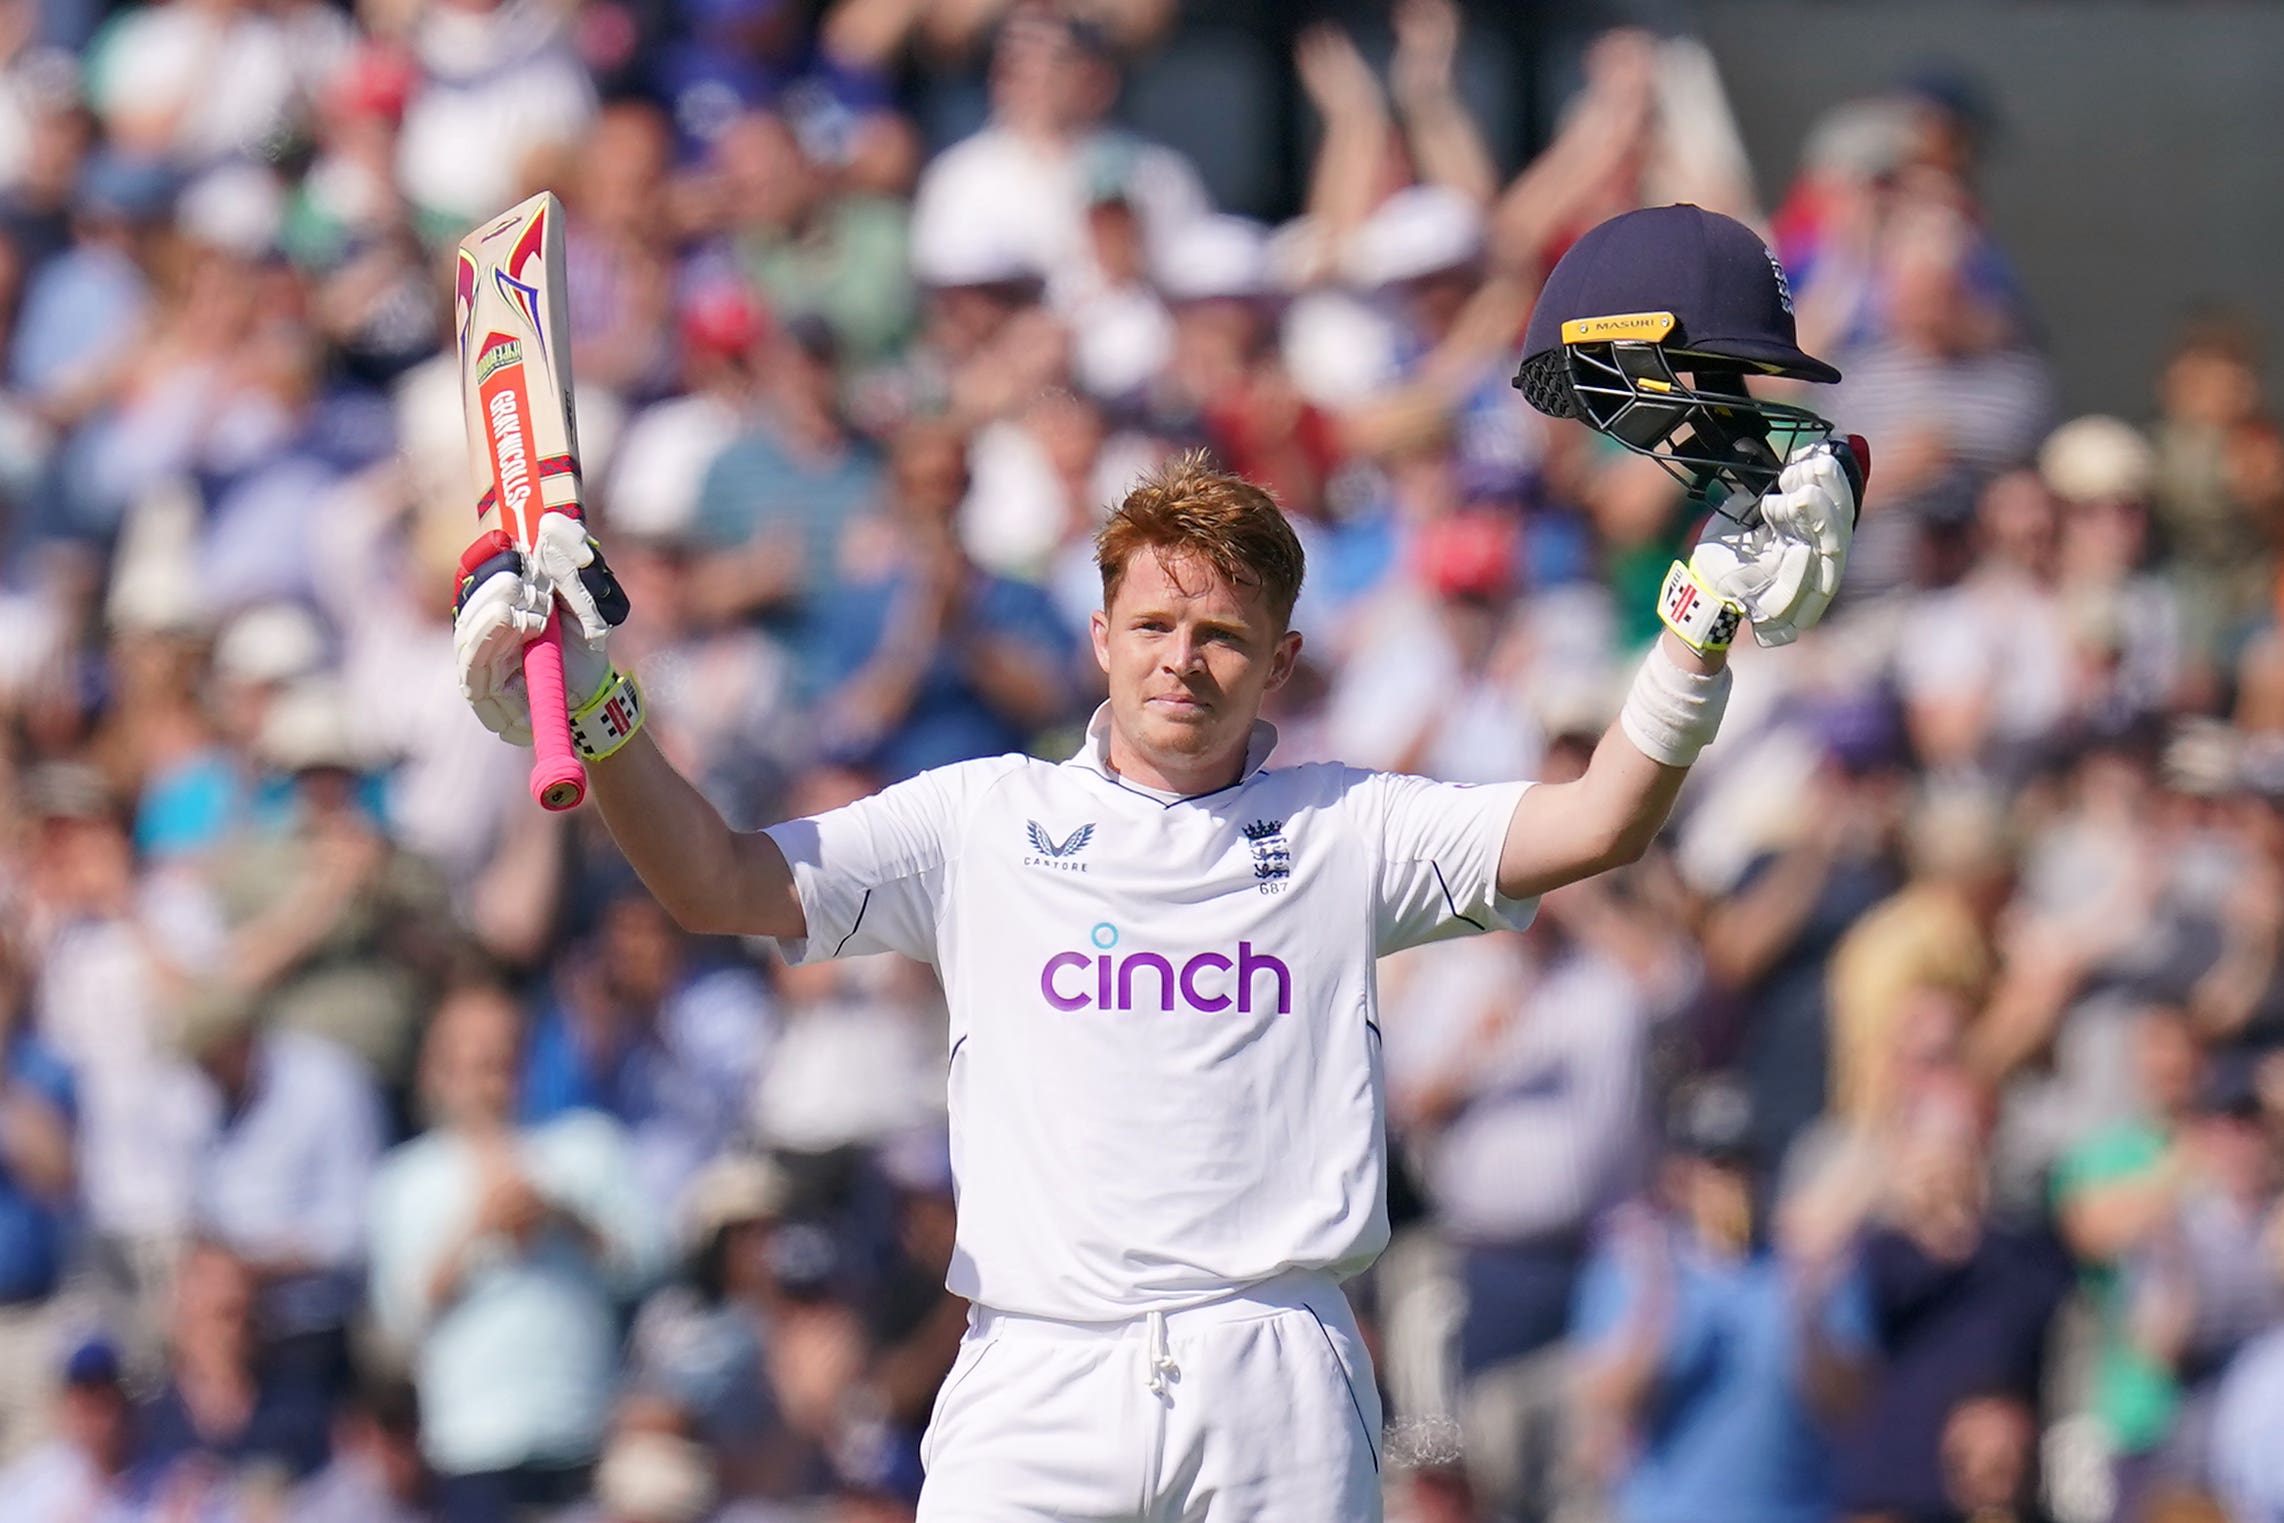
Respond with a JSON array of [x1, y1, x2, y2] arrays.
[[453, 514, 629, 745], [1680, 438, 1866, 650]]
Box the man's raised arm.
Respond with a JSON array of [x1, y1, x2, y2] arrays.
[[588, 731, 805, 939], [1498, 631, 1722, 900]]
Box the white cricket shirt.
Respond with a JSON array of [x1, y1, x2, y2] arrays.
[[766, 705, 1534, 1321]]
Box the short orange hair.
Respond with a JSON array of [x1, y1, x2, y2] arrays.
[[1096, 453, 1306, 626]]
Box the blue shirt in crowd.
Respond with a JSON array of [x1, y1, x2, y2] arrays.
[[1573, 1232, 1873, 1523], [0, 1033, 74, 1303], [802, 568, 1074, 780], [521, 963, 776, 1213]]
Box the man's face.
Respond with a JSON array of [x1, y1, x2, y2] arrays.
[[423, 989, 522, 1129], [1090, 550, 1299, 783]]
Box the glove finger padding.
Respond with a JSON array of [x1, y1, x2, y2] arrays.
[[455, 566, 550, 744], [530, 511, 632, 644], [1690, 440, 1858, 647]]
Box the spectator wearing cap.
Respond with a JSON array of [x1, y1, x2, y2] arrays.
[[1147, 214, 1340, 522], [136, 1238, 336, 1483], [626, 1152, 802, 1500], [368, 982, 665, 1522], [91, 568, 237, 866], [522, 889, 777, 1215], [908, 1, 1208, 314], [2043, 415, 2185, 727], [606, 283, 765, 556], [1571, 1079, 1873, 1523], [1341, 184, 1545, 505], [197, 600, 328, 841], [0, 926, 77, 1459], [199, 679, 458, 1088], [1323, 506, 1543, 784], [1382, 729, 1672, 1523], [0, 1336, 144, 1523], [176, 986, 383, 1381], [805, 418, 1076, 780]]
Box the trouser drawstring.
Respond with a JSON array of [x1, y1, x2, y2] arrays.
[[1144, 1309, 1179, 1396]]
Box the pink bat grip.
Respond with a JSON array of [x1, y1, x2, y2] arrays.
[[523, 607, 588, 811]]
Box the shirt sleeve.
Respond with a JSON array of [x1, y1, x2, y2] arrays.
[[763, 756, 1022, 966], [1366, 771, 1538, 956]]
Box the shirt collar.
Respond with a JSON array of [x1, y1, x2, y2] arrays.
[[1062, 702, 1279, 796]]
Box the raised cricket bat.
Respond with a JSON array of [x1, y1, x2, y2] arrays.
[[455, 191, 586, 811]]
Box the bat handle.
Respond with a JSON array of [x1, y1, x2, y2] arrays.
[[523, 609, 588, 812]]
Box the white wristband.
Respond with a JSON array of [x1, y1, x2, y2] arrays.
[[1619, 645, 1732, 768]]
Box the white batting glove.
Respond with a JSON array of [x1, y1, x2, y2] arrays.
[[453, 517, 620, 745], [1689, 439, 1863, 648]]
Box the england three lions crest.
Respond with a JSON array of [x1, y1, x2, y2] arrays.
[[1244, 819, 1291, 884]]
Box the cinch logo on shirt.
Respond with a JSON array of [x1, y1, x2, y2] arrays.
[[1040, 923, 1292, 1015]]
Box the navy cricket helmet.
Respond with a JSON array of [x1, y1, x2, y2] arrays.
[[1514, 204, 1842, 507]]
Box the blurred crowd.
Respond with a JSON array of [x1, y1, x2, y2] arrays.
[[1, 0, 2283, 1521]]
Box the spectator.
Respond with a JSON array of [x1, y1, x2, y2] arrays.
[[1899, 470, 2074, 775], [690, 312, 883, 622], [0, 925, 76, 1459], [1572, 1079, 1873, 1523], [20, 761, 218, 1344], [2149, 317, 2283, 671], [1383, 730, 1670, 1521], [1826, 784, 2011, 1126], [1932, 1391, 2050, 1523], [199, 679, 458, 1087], [178, 997, 383, 1381], [136, 1238, 335, 1483], [809, 417, 1077, 779], [293, 1375, 438, 1523], [625, 1152, 803, 1500], [368, 982, 665, 1522], [522, 889, 777, 1215], [907, 1, 1207, 309], [714, 107, 915, 371], [0, 1337, 146, 1523], [1825, 201, 2056, 598], [2052, 1007, 2213, 1519], [1826, 1076, 2073, 1522], [1696, 713, 1907, 1173]]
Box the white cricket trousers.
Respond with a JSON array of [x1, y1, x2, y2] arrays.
[[917, 1270, 1385, 1522]]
